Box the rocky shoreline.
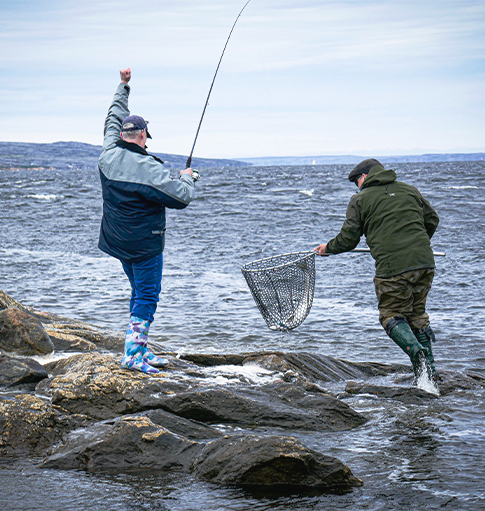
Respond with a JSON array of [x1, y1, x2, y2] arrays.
[[1, 290, 484, 493]]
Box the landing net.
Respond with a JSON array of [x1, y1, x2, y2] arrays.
[[241, 251, 316, 331]]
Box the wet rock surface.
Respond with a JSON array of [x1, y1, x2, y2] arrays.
[[36, 353, 188, 420], [41, 415, 203, 472], [190, 434, 363, 489], [0, 354, 48, 390], [0, 290, 124, 354], [1, 290, 484, 493], [0, 394, 91, 456], [143, 408, 223, 440], [0, 307, 54, 355], [345, 380, 440, 404], [157, 385, 366, 431]]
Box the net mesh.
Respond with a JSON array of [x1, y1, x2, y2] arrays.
[[241, 251, 316, 331]]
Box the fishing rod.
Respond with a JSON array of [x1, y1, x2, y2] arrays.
[[186, 0, 252, 177]]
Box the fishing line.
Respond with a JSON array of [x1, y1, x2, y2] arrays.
[[186, 0, 252, 172]]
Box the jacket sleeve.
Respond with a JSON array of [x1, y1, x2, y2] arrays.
[[418, 190, 440, 239], [103, 83, 130, 151], [326, 194, 363, 254], [121, 153, 196, 209], [146, 168, 195, 209]]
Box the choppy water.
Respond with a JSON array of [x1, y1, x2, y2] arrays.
[[1, 159, 484, 510]]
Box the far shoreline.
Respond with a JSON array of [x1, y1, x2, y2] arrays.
[[1, 140, 484, 168]]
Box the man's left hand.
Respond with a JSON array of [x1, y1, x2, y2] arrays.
[[314, 244, 328, 256]]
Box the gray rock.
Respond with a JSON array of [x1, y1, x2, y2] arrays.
[[41, 415, 204, 472], [0, 290, 30, 312], [258, 380, 368, 429], [191, 434, 363, 490], [36, 353, 189, 420], [12, 289, 485, 492], [42, 418, 364, 490], [44, 323, 123, 353], [0, 308, 54, 356], [36, 352, 366, 432], [256, 352, 410, 383], [0, 290, 124, 353], [0, 354, 48, 389], [0, 394, 91, 456], [345, 381, 439, 404], [158, 386, 366, 431], [180, 353, 247, 367], [430, 370, 485, 396], [144, 408, 223, 440]]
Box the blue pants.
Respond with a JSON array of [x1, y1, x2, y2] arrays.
[[121, 254, 163, 323]]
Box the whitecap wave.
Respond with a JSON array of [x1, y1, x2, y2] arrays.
[[26, 194, 59, 200], [299, 189, 314, 197]]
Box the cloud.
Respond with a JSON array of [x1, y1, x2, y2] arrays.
[[1, 0, 484, 157]]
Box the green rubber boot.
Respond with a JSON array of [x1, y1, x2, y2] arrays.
[[385, 317, 431, 381], [414, 326, 437, 380]]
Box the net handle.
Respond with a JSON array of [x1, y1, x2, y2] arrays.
[[315, 247, 446, 257], [242, 247, 446, 273], [248, 248, 446, 260]]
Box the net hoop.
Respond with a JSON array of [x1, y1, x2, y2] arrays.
[[241, 250, 316, 331], [241, 251, 314, 273]]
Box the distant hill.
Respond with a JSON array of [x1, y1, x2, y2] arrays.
[[1, 141, 484, 171], [0, 141, 248, 171], [240, 153, 485, 166]]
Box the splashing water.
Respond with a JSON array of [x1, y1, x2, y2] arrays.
[[415, 358, 440, 396]]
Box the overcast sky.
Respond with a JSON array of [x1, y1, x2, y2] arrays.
[[1, 0, 484, 158]]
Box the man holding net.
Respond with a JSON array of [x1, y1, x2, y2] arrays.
[[315, 159, 440, 382]]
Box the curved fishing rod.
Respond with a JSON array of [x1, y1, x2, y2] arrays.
[[186, 0, 252, 173]]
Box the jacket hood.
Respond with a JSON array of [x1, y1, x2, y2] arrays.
[[361, 165, 397, 189]]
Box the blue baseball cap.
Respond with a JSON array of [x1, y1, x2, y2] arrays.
[[121, 115, 152, 139]]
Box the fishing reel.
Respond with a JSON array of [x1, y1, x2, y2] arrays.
[[192, 168, 200, 182]]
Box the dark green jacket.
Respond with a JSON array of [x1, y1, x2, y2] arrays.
[[326, 164, 440, 278]]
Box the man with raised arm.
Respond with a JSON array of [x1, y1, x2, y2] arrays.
[[98, 68, 196, 374], [315, 159, 440, 382]]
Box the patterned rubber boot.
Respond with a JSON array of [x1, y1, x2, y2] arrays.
[[133, 318, 169, 367], [142, 347, 170, 368], [120, 316, 159, 374]]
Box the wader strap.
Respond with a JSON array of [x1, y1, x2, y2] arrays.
[[385, 316, 408, 337]]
